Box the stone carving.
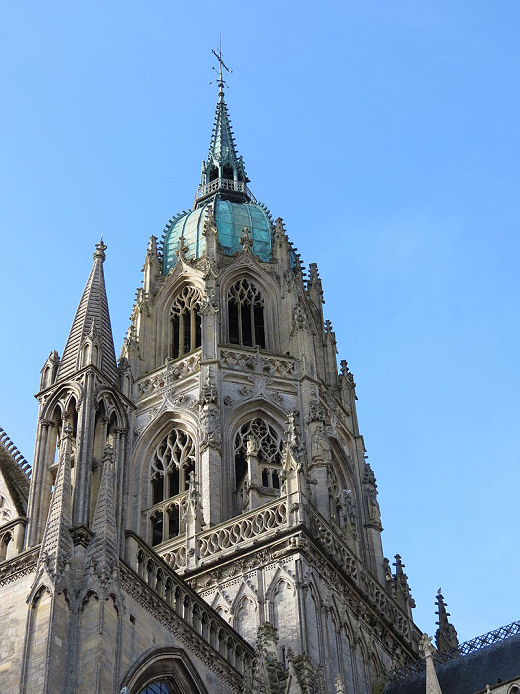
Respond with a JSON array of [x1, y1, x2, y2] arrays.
[[220, 347, 295, 378], [198, 407, 221, 453], [199, 373, 218, 406], [199, 286, 219, 315], [310, 422, 332, 465], [363, 461, 382, 530]]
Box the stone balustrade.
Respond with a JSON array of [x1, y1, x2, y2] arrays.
[[158, 497, 288, 571], [125, 531, 254, 675], [148, 496, 413, 645]]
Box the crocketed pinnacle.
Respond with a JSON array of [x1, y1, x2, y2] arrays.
[[57, 239, 118, 384], [85, 444, 119, 587], [36, 425, 74, 583], [435, 588, 459, 654], [208, 92, 243, 172]]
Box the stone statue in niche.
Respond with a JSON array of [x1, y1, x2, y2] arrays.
[[310, 422, 331, 465]]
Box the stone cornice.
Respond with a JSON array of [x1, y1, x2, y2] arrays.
[[0, 545, 39, 587]]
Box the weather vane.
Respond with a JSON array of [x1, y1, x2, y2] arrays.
[[211, 32, 232, 92]]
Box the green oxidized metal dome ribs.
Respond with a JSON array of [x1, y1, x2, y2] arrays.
[[162, 197, 273, 274]]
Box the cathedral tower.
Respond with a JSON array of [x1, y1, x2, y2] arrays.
[[0, 60, 422, 694]]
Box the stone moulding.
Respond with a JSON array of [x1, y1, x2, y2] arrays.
[[0, 545, 39, 587]]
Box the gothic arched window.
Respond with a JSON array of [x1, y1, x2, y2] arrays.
[[234, 418, 282, 511], [170, 287, 202, 360], [228, 279, 265, 349], [149, 428, 196, 546]]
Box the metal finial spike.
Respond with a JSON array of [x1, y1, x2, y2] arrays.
[[211, 31, 232, 98]]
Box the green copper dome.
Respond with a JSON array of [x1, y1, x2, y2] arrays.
[[161, 65, 275, 274], [162, 197, 273, 274]]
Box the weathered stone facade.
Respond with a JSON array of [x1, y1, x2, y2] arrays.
[[0, 73, 425, 693]]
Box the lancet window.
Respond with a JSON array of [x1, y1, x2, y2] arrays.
[[234, 418, 282, 511], [170, 286, 202, 360], [228, 279, 265, 349], [148, 428, 195, 546]]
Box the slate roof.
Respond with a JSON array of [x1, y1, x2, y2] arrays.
[[385, 631, 520, 694], [0, 427, 30, 517]]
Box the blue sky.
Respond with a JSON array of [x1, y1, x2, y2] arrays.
[[1, 1, 519, 643]]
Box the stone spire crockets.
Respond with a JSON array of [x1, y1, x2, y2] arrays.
[[84, 443, 119, 588], [56, 239, 118, 385]]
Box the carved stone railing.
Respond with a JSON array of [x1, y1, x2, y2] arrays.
[[124, 532, 254, 678], [157, 497, 288, 571], [220, 347, 296, 379], [198, 500, 287, 560], [153, 496, 413, 645], [307, 508, 412, 641], [195, 178, 257, 204], [136, 351, 201, 402]]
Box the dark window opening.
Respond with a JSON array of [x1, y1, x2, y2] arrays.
[[223, 163, 233, 180], [151, 517, 163, 547], [209, 166, 219, 182], [262, 469, 269, 487], [229, 301, 240, 344], [240, 304, 253, 346], [168, 507, 180, 539], [254, 305, 265, 349], [152, 477, 163, 505], [235, 454, 247, 490], [168, 468, 179, 497], [227, 279, 266, 349]]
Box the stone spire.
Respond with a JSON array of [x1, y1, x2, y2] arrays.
[[84, 444, 119, 588], [435, 588, 459, 654], [35, 424, 74, 585], [56, 239, 118, 385]]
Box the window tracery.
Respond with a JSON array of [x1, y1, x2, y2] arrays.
[[148, 428, 196, 546], [228, 279, 265, 348], [170, 286, 202, 359], [234, 418, 282, 510]]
